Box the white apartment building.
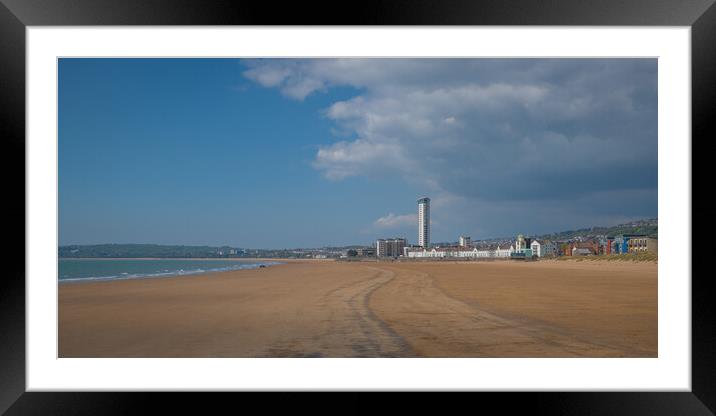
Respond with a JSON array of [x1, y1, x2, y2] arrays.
[[376, 239, 387, 257], [406, 246, 514, 259], [531, 240, 543, 257], [459, 236, 471, 247], [530, 240, 557, 257], [418, 197, 430, 248], [376, 238, 407, 257]]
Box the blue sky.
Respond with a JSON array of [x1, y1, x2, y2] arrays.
[[59, 58, 657, 248]]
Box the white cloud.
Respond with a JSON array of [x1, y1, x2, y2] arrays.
[[242, 59, 657, 237], [374, 213, 417, 228], [313, 139, 412, 181]]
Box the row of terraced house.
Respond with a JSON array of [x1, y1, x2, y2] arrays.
[[374, 233, 658, 259], [559, 234, 658, 256]]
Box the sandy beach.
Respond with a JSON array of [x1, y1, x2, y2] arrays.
[[59, 259, 657, 357]]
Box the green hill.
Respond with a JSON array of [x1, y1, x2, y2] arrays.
[[537, 219, 657, 241]]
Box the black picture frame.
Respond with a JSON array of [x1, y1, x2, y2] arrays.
[[1, 0, 711, 414]]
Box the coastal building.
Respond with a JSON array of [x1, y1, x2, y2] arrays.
[[418, 197, 431, 248], [614, 234, 655, 254], [356, 247, 376, 257], [569, 240, 596, 256], [403, 245, 422, 257], [531, 240, 542, 257], [545, 241, 558, 257], [389, 238, 407, 257], [459, 236, 472, 248], [571, 240, 599, 256], [376, 239, 387, 257], [572, 247, 592, 256], [376, 238, 407, 258], [613, 236, 624, 254], [530, 240, 557, 257], [601, 237, 615, 255], [406, 246, 513, 259], [409, 248, 445, 258], [627, 236, 658, 254], [512, 234, 534, 257]]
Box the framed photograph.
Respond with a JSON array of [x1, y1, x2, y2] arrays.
[[2, 0, 711, 414]]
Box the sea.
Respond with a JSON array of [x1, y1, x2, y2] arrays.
[[58, 258, 281, 283]]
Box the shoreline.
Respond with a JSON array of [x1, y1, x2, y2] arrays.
[[59, 257, 333, 261], [58, 256, 655, 285], [58, 259, 287, 284]]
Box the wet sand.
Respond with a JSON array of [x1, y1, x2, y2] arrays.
[[59, 260, 657, 357]]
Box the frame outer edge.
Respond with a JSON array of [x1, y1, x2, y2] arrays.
[[0, 0, 714, 25], [691, 1, 716, 415], [3, 0, 713, 413], [0, 0, 27, 414]]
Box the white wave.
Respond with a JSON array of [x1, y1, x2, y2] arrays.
[[59, 261, 284, 283]]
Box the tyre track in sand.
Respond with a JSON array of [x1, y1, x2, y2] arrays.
[[368, 264, 648, 357], [263, 266, 413, 357]]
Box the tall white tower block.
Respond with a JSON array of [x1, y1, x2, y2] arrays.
[[417, 197, 430, 248]]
